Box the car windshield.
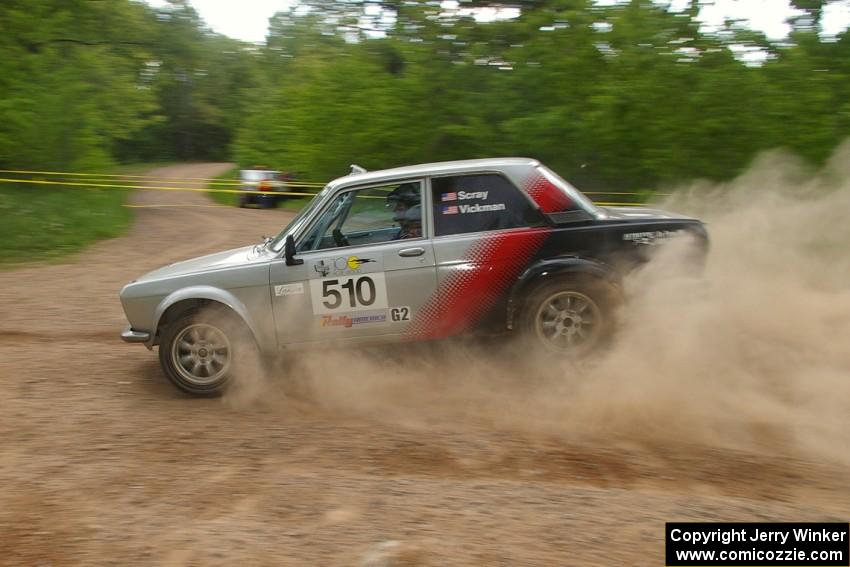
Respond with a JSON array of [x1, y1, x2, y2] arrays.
[[269, 186, 330, 252]]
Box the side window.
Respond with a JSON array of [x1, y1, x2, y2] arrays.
[[431, 174, 544, 237], [298, 181, 423, 252]]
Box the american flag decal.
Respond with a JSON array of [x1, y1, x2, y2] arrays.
[[441, 192, 457, 202], [442, 205, 458, 215]]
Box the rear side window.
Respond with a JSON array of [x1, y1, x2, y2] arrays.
[[431, 174, 544, 237]]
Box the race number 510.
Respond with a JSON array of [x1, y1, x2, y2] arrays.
[[310, 273, 388, 314]]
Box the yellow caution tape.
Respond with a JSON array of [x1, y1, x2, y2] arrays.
[[584, 190, 671, 197], [28, 177, 324, 189], [0, 177, 318, 197], [123, 203, 230, 208], [0, 175, 649, 206], [0, 168, 668, 199], [0, 169, 326, 187]]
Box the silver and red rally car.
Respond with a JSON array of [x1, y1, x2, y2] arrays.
[[120, 158, 708, 395]]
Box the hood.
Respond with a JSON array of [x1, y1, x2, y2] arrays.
[[135, 244, 272, 282], [600, 206, 695, 221]]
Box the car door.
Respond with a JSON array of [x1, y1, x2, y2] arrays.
[[269, 180, 437, 346], [414, 172, 551, 339]]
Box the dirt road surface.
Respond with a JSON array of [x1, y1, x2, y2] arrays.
[[1, 164, 848, 566]]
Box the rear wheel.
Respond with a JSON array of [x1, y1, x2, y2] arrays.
[[158, 310, 254, 396], [521, 278, 616, 356]]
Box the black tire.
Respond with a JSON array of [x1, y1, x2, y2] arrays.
[[158, 309, 257, 396], [238, 194, 250, 208], [520, 277, 618, 356]]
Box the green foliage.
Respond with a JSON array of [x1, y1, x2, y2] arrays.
[[234, 0, 850, 192], [0, 164, 170, 267], [0, 0, 159, 171], [2, 0, 849, 196], [0, 184, 131, 266], [0, 0, 262, 171]]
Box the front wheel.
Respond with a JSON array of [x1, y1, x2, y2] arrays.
[[521, 278, 616, 356], [158, 310, 253, 396]]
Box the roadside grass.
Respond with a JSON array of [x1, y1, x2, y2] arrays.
[[208, 167, 316, 212], [0, 163, 320, 268], [0, 162, 172, 267], [207, 167, 240, 206]]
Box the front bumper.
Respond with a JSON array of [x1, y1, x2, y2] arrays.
[[121, 326, 151, 344]]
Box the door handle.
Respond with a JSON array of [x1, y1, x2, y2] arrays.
[[398, 247, 425, 257]]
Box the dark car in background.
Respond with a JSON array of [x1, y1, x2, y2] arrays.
[[238, 169, 285, 208]]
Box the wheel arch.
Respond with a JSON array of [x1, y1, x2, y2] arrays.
[[150, 286, 263, 350], [506, 257, 621, 330]]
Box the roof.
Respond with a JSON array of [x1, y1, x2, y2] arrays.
[[328, 157, 540, 189]]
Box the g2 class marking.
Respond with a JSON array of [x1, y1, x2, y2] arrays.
[[390, 306, 411, 322]]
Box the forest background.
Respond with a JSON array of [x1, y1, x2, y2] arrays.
[[1, 0, 848, 193]]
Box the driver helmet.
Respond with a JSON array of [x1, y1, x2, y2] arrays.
[[386, 183, 421, 222], [400, 203, 421, 223]]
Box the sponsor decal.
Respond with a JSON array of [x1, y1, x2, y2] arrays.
[[314, 260, 330, 277], [442, 191, 489, 201], [459, 203, 505, 214], [311, 256, 379, 278], [442, 203, 506, 215], [319, 312, 388, 328], [347, 255, 374, 270], [309, 273, 389, 314], [457, 190, 488, 200], [623, 230, 680, 245], [274, 283, 304, 296]]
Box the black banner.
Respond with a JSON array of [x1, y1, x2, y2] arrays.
[[666, 523, 849, 566]]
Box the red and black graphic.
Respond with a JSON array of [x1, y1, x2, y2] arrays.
[[523, 172, 575, 213], [409, 228, 551, 339]]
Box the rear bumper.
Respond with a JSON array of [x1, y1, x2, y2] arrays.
[[121, 326, 151, 344], [245, 192, 277, 200], [239, 192, 278, 205]]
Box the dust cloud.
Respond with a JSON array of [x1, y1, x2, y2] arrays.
[[608, 143, 850, 459], [230, 143, 850, 464]]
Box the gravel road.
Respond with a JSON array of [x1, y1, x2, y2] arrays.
[[1, 163, 847, 566]]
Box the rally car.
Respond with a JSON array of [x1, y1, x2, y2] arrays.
[[237, 168, 286, 208], [120, 158, 708, 395]]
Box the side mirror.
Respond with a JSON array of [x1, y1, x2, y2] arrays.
[[284, 234, 303, 266]]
